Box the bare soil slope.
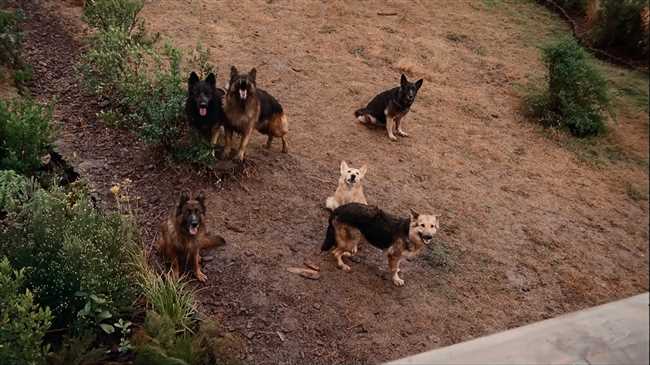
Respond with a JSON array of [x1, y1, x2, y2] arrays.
[[20, 1, 648, 364]]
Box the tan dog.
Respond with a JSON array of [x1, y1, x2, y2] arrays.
[[325, 161, 368, 210], [322, 203, 439, 286], [157, 192, 225, 282]]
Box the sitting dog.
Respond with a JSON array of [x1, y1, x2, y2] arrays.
[[325, 161, 368, 210], [354, 74, 423, 141], [321, 203, 439, 286], [157, 191, 225, 282], [223, 66, 289, 161], [186, 72, 227, 145]]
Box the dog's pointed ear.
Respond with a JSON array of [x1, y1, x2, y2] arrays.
[[359, 164, 368, 178], [230, 66, 238, 80], [409, 208, 420, 222], [188, 72, 199, 90], [249, 68, 257, 83], [196, 191, 207, 212], [177, 191, 190, 216], [400, 73, 408, 87], [205, 73, 216, 88], [415, 78, 423, 90], [340, 161, 348, 175]]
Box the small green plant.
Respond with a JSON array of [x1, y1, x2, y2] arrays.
[[114, 318, 134, 353], [75, 292, 116, 334], [0, 257, 53, 365], [524, 37, 611, 137], [0, 98, 56, 174]]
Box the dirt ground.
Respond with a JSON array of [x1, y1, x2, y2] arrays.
[[18, 0, 649, 364]]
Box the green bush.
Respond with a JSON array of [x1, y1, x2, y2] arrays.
[[0, 8, 22, 68], [0, 99, 55, 174], [525, 37, 610, 137], [0, 257, 53, 365], [79, 1, 186, 149], [82, 0, 144, 33], [0, 169, 35, 216], [0, 183, 138, 330], [592, 0, 649, 60]]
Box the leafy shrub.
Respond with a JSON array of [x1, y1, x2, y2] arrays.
[[592, 0, 649, 60], [0, 169, 35, 216], [0, 183, 138, 329], [0, 99, 55, 174], [0, 8, 22, 68], [525, 37, 610, 137], [82, 0, 144, 33], [0, 257, 52, 365]]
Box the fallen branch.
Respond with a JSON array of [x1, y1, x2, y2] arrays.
[[377, 11, 398, 16]]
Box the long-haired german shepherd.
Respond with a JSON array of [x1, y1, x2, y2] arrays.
[[322, 203, 439, 286], [186, 72, 227, 144], [354, 74, 423, 141], [157, 191, 225, 282], [223, 66, 288, 161]]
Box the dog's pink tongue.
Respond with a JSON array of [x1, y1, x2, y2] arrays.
[[199, 108, 207, 116], [189, 226, 198, 235]]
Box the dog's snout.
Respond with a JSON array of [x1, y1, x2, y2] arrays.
[[350, 174, 356, 181], [422, 234, 433, 241], [189, 215, 199, 227]]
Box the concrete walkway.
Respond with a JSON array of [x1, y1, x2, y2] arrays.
[[387, 293, 649, 365]]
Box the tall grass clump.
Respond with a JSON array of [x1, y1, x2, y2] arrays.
[[524, 37, 611, 137]]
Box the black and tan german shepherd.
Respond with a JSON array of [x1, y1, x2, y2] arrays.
[[186, 72, 227, 144], [322, 203, 439, 286], [222, 66, 288, 161], [354, 74, 423, 141]]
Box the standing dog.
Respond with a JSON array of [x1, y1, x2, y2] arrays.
[[157, 191, 225, 282], [223, 66, 289, 161], [325, 161, 368, 210], [354, 74, 423, 141], [321, 203, 439, 286], [186, 72, 227, 144]]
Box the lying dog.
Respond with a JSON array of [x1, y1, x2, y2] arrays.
[[186, 72, 227, 144], [157, 191, 225, 282], [325, 161, 367, 210], [322, 203, 439, 286], [223, 66, 289, 161], [354, 74, 423, 141]]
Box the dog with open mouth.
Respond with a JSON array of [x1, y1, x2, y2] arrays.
[[325, 161, 368, 210], [157, 191, 225, 282], [321, 203, 439, 286], [186, 71, 227, 145]]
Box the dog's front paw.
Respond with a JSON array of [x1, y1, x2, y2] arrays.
[[388, 135, 398, 142], [339, 263, 352, 272], [397, 129, 409, 137], [392, 275, 405, 286], [195, 270, 208, 282], [235, 152, 246, 163]]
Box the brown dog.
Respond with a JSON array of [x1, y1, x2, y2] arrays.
[[157, 192, 225, 282]]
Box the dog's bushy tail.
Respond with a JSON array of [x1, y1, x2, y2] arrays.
[[354, 108, 368, 118], [321, 212, 336, 252]]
